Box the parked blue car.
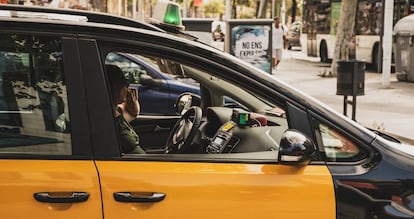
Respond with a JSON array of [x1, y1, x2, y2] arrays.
[[106, 52, 200, 115]]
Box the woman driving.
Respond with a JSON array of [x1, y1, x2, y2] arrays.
[[106, 64, 145, 154]]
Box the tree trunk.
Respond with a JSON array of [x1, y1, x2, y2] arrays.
[[291, 0, 296, 23], [256, 0, 268, 18], [329, 0, 358, 77], [232, 0, 237, 18]]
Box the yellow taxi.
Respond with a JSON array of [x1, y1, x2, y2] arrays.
[[0, 4, 413, 219]]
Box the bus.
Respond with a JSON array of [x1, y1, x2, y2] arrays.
[[301, 0, 414, 71]]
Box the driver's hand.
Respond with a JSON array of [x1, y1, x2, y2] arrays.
[[124, 88, 140, 117], [126, 88, 138, 102]]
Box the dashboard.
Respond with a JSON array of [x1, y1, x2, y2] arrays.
[[203, 107, 287, 154]]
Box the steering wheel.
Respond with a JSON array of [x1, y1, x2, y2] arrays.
[[165, 106, 202, 153]]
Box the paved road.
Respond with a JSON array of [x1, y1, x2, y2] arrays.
[[275, 49, 414, 140]]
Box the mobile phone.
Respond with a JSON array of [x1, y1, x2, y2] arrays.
[[128, 87, 138, 96]]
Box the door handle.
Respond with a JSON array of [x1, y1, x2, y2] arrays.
[[33, 192, 89, 203], [114, 192, 166, 203]]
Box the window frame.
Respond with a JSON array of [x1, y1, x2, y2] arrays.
[[93, 38, 303, 164]]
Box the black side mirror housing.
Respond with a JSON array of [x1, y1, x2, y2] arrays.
[[140, 74, 162, 87], [278, 129, 316, 166], [174, 92, 201, 115]]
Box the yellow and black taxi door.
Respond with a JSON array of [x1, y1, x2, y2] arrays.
[[94, 160, 335, 219], [78, 33, 337, 218], [0, 34, 102, 218]]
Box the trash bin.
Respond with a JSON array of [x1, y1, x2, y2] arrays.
[[336, 60, 366, 96], [393, 14, 414, 82]]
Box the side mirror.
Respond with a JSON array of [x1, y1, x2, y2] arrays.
[[140, 74, 162, 87], [278, 129, 315, 166], [174, 92, 201, 115]]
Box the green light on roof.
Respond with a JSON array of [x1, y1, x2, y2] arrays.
[[164, 4, 181, 26]]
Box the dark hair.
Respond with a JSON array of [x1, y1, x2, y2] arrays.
[[106, 64, 128, 103], [106, 64, 127, 86]]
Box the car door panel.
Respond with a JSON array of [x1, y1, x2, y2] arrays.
[[0, 160, 102, 219], [96, 161, 335, 218]]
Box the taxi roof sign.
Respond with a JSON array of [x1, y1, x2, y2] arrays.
[[150, 1, 184, 31]]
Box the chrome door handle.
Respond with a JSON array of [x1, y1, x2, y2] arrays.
[[33, 192, 89, 203], [113, 192, 166, 203]]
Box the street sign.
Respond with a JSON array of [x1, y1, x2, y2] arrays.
[[225, 19, 273, 74]]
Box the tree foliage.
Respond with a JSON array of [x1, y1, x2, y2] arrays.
[[204, 0, 225, 18], [231, 0, 251, 18]]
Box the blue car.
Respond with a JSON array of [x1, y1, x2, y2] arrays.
[[105, 52, 200, 115]]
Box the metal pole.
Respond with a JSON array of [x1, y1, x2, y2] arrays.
[[118, 0, 122, 15], [281, 0, 286, 24], [382, 0, 394, 87], [138, 0, 144, 21], [352, 62, 358, 121], [133, 0, 136, 19], [343, 96, 347, 116], [226, 0, 231, 20], [224, 0, 231, 53], [258, 0, 265, 18], [183, 0, 187, 17]]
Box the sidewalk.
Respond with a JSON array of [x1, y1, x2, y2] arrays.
[[274, 49, 414, 140]]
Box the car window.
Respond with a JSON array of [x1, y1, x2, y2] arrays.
[[105, 52, 152, 84], [0, 34, 71, 155], [105, 51, 203, 116], [316, 122, 368, 162], [103, 48, 291, 161]]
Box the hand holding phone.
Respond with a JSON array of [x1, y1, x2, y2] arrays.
[[125, 88, 140, 117], [127, 88, 138, 101]]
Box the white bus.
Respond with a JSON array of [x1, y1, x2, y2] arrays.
[[301, 0, 414, 71]]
